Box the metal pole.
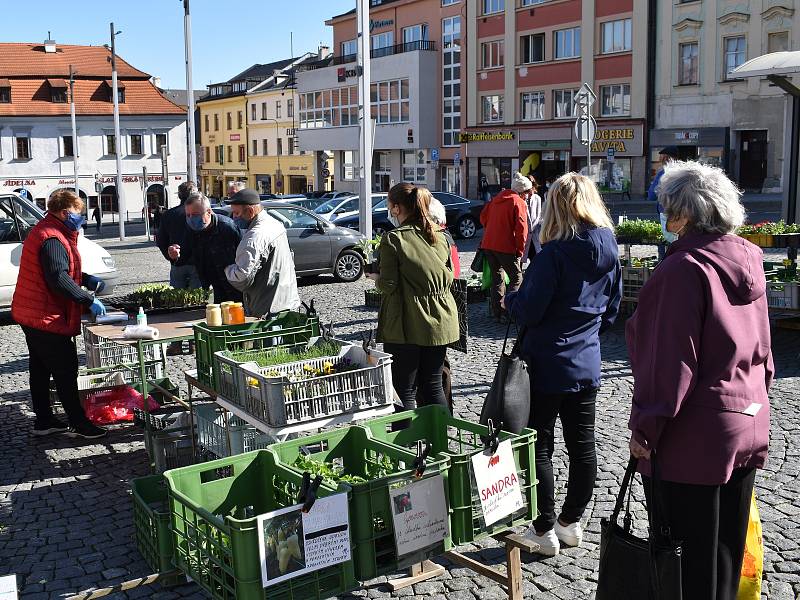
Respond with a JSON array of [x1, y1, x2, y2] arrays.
[[183, 0, 197, 184], [110, 23, 126, 240], [357, 0, 373, 238], [142, 166, 151, 240], [68, 65, 80, 209]]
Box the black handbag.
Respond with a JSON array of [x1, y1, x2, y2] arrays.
[[470, 248, 485, 273], [478, 321, 530, 434], [597, 455, 683, 600], [448, 278, 468, 354]]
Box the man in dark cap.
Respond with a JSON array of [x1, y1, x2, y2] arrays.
[[224, 189, 300, 317]]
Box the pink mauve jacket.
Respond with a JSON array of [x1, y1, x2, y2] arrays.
[[626, 233, 773, 485]]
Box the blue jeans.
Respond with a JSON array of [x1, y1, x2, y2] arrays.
[[169, 264, 201, 289]]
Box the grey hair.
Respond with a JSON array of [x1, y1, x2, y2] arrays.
[[228, 181, 246, 194], [185, 192, 211, 211], [427, 196, 446, 226], [658, 160, 745, 234]]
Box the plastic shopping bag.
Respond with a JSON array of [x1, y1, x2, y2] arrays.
[[737, 492, 763, 600], [480, 258, 510, 291]]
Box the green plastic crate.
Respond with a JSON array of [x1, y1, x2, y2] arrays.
[[164, 450, 356, 600], [269, 426, 449, 581], [131, 475, 182, 586], [363, 405, 538, 545], [193, 311, 321, 389]]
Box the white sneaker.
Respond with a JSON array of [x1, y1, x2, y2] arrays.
[[522, 525, 560, 556], [554, 520, 583, 547]]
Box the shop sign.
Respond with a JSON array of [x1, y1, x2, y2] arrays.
[[288, 165, 309, 171], [471, 440, 525, 526], [230, 134, 241, 141], [590, 128, 636, 153], [337, 66, 358, 82], [542, 151, 555, 161], [458, 131, 515, 143], [370, 18, 394, 32], [2, 179, 36, 187], [674, 130, 700, 142]]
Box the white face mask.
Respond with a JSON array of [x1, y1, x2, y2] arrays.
[[660, 213, 678, 244]]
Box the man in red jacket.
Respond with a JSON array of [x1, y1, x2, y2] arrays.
[[12, 189, 108, 439], [480, 172, 530, 320]]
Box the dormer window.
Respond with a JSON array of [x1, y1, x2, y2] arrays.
[[48, 79, 67, 103], [104, 80, 125, 103], [0, 79, 10, 103]]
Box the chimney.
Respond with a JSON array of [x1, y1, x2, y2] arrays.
[[44, 33, 56, 53], [318, 45, 331, 60], [152, 76, 162, 89]]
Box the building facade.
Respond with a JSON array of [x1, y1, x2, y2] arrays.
[[464, 0, 649, 197], [247, 53, 329, 194], [653, 1, 797, 192], [297, 0, 466, 195], [0, 41, 187, 214]]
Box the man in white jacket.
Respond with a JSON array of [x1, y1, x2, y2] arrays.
[[224, 189, 300, 317]]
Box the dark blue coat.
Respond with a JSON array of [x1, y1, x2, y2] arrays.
[[189, 213, 243, 303], [156, 204, 194, 266], [504, 226, 622, 394]]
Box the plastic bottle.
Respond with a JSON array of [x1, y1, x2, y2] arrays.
[[136, 306, 147, 327], [206, 304, 222, 327]]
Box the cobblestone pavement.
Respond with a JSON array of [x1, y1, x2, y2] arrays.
[[0, 230, 797, 599]]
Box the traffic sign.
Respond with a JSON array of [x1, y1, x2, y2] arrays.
[[430, 148, 440, 162], [575, 115, 597, 146], [321, 168, 331, 179], [574, 82, 596, 108], [417, 150, 425, 163], [607, 148, 616, 162]]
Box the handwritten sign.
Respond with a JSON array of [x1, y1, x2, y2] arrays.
[[390, 475, 449, 556], [471, 440, 525, 526], [257, 493, 351, 587]]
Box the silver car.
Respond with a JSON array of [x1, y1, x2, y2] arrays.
[[213, 202, 366, 282]]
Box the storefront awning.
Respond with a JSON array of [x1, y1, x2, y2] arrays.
[[519, 140, 571, 151]]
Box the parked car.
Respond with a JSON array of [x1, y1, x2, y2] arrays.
[[0, 192, 119, 307], [212, 202, 365, 282], [313, 194, 376, 222], [305, 191, 329, 199], [335, 192, 483, 239], [320, 191, 356, 201], [274, 196, 327, 211]]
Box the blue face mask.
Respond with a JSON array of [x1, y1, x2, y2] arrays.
[[64, 212, 85, 232], [660, 213, 678, 244], [186, 215, 208, 231]]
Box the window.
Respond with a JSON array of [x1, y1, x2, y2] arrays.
[[724, 36, 746, 77], [252, 140, 258, 156], [204, 147, 210, 163], [214, 114, 219, 131], [768, 31, 789, 53], [0, 86, 9, 103], [238, 145, 245, 162], [520, 92, 545, 121], [402, 150, 427, 183], [217, 145, 224, 164], [51, 86, 67, 103], [276, 101, 281, 119], [62, 135, 74, 158], [371, 32, 395, 57], [555, 27, 580, 59], [679, 42, 699, 84], [299, 86, 360, 128], [601, 19, 632, 54], [442, 0, 459, 5], [227, 113, 232, 130], [522, 0, 546, 4], [341, 39, 357, 57], [522, 33, 545, 64], [237, 111, 243, 129], [482, 95, 504, 122], [277, 138, 283, 155], [262, 139, 268, 155], [251, 104, 256, 121], [227, 146, 233, 163], [403, 25, 429, 46], [117, 88, 125, 104], [340, 150, 359, 181], [483, 0, 503, 15], [370, 79, 411, 124], [554, 89, 576, 118], [155, 133, 168, 155], [481, 40, 504, 68], [288, 138, 295, 155], [260, 102, 266, 120], [600, 84, 631, 116], [442, 16, 461, 147], [129, 134, 143, 155], [105, 134, 116, 156], [204, 114, 209, 132], [287, 99, 294, 118]]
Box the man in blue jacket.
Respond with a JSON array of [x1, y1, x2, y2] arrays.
[[647, 146, 679, 214]]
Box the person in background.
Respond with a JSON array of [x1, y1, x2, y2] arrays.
[[227, 181, 246, 200], [647, 146, 679, 217], [503, 173, 621, 556], [427, 196, 460, 278], [523, 176, 543, 266], [11, 189, 108, 440], [224, 189, 300, 317], [156, 181, 202, 290], [172, 192, 242, 304], [152, 203, 163, 235], [371, 183, 459, 412], [480, 172, 530, 321], [627, 161, 772, 600], [91, 205, 101, 233]]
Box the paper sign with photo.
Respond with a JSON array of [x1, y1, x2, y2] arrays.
[[390, 475, 449, 556], [471, 439, 525, 526], [257, 493, 350, 587]]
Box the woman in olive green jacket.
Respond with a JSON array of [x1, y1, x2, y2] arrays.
[[370, 183, 460, 411]]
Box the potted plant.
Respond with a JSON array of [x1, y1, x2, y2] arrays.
[[615, 219, 664, 245]]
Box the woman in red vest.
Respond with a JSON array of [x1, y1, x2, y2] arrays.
[[12, 189, 108, 439]]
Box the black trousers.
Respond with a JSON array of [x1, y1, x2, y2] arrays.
[[484, 250, 522, 318], [644, 467, 755, 600], [22, 326, 88, 427], [383, 343, 448, 411], [529, 387, 598, 532]]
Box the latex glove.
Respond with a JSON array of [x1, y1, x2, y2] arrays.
[[89, 298, 107, 317], [85, 275, 105, 294]]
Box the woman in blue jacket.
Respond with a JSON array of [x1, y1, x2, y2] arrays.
[[503, 173, 621, 556]]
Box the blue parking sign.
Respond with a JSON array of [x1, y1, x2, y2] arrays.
[[431, 148, 439, 161]]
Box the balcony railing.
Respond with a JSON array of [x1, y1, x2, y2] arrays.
[[299, 40, 437, 71]]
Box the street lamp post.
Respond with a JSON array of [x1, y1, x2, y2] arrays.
[[357, 0, 373, 238], [68, 65, 80, 209], [182, 0, 197, 184], [110, 23, 126, 240]]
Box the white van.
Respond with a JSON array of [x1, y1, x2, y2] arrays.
[[0, 192, 119, 308]]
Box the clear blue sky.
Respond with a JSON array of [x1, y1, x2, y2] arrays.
[[3, 0, 355, 88]]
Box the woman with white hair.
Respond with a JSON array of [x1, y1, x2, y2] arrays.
[[627, 161, 772, 600], [427, 196, 460, 277]]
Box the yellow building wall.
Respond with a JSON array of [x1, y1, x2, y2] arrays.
[[198, 95, 249, 199]]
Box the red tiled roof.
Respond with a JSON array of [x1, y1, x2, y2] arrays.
[[0, 43, 149, 78], [0, 78, 185, 116]]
